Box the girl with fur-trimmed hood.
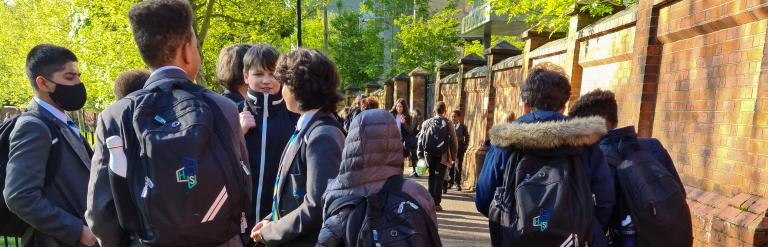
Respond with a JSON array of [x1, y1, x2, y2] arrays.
[[475, 63, 615, 247]]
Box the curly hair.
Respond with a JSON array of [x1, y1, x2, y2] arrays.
[[113, 69, 149, 99], [275, 48, 342, 113], [568, 89, 618, 124], [128, 0, 194, 68], [520, 62, 571, 111]]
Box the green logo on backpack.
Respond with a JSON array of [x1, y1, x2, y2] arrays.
[[176, 157, 198, 189]]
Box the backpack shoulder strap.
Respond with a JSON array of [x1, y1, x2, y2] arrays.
[[21, 111, 62, 186], [326, 196, 364, 219], [380, 175, 405, 193]]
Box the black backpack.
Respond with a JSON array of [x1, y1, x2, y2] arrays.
[[111, 79, 251, 246], [325, 176, 441, 247], [603, 138, 692, 247], [0, 111, 61, 237], [420, 117, 451, 155], [488, 152, 594, 247]]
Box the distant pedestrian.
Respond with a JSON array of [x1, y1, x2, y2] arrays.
[[360, 97, 379, 111], [417, 101, 458, 212], [446, 109, 469, 192], [389, 98, 414, 161]]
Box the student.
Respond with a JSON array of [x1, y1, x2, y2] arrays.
[[476, 63, 614, 246], [389, 98, 414, 165], [447, 109, 469, 192], [113, 69, 149, 99], [86, 1, 250, 246], [238, 44, 299, 229], [317, 109, 438, 246], [250, 49, 345, 246], [343, 95, 365, 131], [3, 44, 96, 247], [408, 109, 423, 176], [360, 97, 379, 111], [568, 89, 690, 247], [417, 101, 458, 212], [216, 44, 251, 104]]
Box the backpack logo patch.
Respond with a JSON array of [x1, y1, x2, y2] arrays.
[[533, 208, 550, 231], [176, 157, 198, 189]]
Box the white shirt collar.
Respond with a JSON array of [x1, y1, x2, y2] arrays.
[[33, 97, 68, 124], [150, 66, 186, 77], [296, 109, 320, 131]]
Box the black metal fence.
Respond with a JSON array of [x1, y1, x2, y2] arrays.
[[1, 236, 20, 247]]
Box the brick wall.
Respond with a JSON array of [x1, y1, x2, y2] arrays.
[[461, 71, 489, 190], [413, 0, 768, 245]]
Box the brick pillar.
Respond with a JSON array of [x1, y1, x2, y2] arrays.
[[459, 42, 522, 192], [409, 67, 429, 117], [457, 54, 486, 113], [393, 73, 409, 104], [520, 28, 566, 76], [630, 1, 662, 138], [436, 64, 458, 102], [365, 82, 380, 96], [563, 3, 599, 107], [383, 79, 394, 109]]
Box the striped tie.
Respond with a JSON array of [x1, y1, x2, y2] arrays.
[[272, 129, 299, 221]]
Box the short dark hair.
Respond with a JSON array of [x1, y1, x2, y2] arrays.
[[568, 89, 618, 124], [128, 0, 194, 68], [215, 44, 251, 92], [451, 109, 462, 117], [435, 101, 447, 115], [114, 70, 150, 99], [520, 62, 571, 111], [275, 49, 342, 113], [243, 44, 280, 73], [25, 44, 78, 90]]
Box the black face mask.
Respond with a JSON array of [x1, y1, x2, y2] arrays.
[[45, 78, 87, 111]]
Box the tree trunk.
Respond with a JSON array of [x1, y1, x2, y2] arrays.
[[194, 0, 216, 87]]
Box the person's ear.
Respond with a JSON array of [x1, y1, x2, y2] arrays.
[[181, 42, 193, 66], [35, 76, 52, 93]]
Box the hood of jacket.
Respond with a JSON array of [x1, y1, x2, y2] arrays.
[[324, 109, 405, 201], [488, 111, 606, 150]]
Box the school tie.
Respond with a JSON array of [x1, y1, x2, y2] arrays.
[[66, 120, 82, 140], [272, 129, 300, 221]]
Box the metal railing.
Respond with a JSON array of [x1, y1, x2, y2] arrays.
[[1, 236, 20, 247]]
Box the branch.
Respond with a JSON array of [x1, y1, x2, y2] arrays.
[[210, 14, 256, 25]]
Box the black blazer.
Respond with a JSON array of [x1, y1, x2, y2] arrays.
[[260, 111, 345, 247], [3, 101, 93, 247]]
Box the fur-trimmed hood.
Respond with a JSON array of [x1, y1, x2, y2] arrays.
[[489, 116, 607, 149]]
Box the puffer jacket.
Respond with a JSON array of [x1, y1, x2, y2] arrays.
[[316, 109, 436, 247], [476, 111, 615, 247]]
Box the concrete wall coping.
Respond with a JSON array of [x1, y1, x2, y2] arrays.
[[528, 37, 567, 59], [463, 66, 489, 78], [440, 72, 459, 83], [577, 4, 638, 40], [492, 55, 524, 70]]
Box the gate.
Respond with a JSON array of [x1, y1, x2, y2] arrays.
[[425, 76, 436, 118]]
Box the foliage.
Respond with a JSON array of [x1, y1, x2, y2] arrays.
[[329, 11, 384, 87], [479, 0, 637, 33], [0, 0, 296, 109], [462, 36, 524, 57], [391, 6, 463, 76]]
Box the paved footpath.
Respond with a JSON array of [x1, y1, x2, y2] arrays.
[[407, 174, 491, 246]]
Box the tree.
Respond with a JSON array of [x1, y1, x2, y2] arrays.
[[482, 0, 637, 33], [391, 6, 463, 75], [462, 36, 524, 57], [329, 11, 384, 88]]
